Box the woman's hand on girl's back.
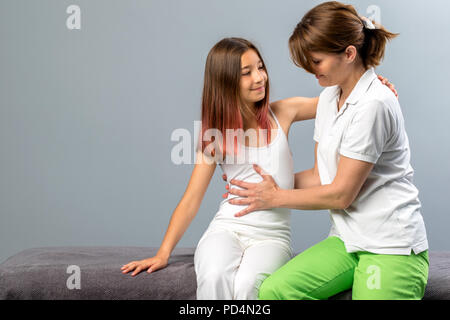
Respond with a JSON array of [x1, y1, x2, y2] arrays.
[[121, 255, 168, 276]]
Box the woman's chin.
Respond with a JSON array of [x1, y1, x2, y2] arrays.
[[317, 78, 333, 87]]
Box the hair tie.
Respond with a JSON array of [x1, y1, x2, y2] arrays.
[[359, 16, 376, 30]]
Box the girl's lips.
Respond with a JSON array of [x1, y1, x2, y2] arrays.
[[252, 86, 265, 91]]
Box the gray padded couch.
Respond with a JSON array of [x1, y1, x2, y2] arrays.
[[0, 246, 449, 300]]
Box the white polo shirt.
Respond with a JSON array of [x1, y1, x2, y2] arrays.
[[314, 68, 428, 255]]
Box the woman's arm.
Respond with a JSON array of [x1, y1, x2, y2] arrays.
[[274, 155, 373, 211], [121, 151, 216, 276], [228, 155, 373, 216]]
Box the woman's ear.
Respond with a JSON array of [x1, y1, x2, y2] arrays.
[[344, 45, 358, 64]]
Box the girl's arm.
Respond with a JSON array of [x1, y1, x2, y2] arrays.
[[270, 96, 319, 125], [269, 75, 396, 129], [121, 151, 216, 276], [294, 142, 321, 189]]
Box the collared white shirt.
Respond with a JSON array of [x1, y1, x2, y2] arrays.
[[314, 68, 428, 255]]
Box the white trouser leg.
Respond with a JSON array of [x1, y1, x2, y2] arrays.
[[194, 228, 244, 300], [233, 241, 292, 300]]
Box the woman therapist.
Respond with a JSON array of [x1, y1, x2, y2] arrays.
[[225, 1, 429, 300]]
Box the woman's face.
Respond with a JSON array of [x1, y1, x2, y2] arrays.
[[239, 49, 267, 106], [309, 51, 347, 87]]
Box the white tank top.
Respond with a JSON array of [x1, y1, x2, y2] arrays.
[[209, 107, 294, 245]]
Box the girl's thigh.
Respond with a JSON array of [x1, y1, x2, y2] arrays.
[[233, 241, 292, 300], [258, 236, 358, 300], [194, 227, 244, 276], [352, 250, 429, 300]]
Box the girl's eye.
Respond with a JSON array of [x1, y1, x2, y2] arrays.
[[242, 72, 250, 76], [258, 65, 264, 70], [313, 60, 321, 64]]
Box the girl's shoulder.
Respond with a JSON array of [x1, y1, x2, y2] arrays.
[[269, 97, 299, 122], [269, 98, 298, 137]]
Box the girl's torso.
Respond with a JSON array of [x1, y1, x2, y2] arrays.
[[209, 107, 294, 244]]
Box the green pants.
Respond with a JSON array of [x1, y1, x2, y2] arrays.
[[258, 236, 429, 300]]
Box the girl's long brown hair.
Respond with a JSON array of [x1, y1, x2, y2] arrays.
[[199, 37, 271, 160]]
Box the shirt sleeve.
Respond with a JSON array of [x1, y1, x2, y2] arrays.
[[313, 110, 321, 143], [339, 100, 393, 164], [313, 88, 330, 143]]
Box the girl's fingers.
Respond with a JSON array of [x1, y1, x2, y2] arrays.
[[121, 262, 138, 273], [131, 266, 143, 276], [147, 262, 158, 273]]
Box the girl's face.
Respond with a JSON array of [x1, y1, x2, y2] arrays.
[[239, 49, 267, 106], [309, 51, 347, 87]]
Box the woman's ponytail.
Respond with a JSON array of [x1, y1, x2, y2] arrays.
[[359, 20, 399, 69]]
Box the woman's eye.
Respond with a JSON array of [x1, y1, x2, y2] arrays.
[[313, 60, 321, 64], [258, 65, 264, 70], [242, 72, 250, 76]]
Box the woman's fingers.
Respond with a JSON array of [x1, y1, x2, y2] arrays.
[[229, 188, 251, 197], [230, 179, 254, 190], [234, 204, 256, 217], [229, 197, 251, 206]]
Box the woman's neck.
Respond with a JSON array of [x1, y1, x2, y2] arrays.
[[338, 65, 367, 111]]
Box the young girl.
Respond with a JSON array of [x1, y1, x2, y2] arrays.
[[121, 37, 396, 300]]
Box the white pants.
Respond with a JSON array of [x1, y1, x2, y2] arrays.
[[194, 225, 293, 300]]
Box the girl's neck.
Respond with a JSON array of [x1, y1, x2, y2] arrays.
[[241, 102, 258, 130]]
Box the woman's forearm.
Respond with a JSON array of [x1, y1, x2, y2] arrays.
[[294, 168, 322, 189], [274, 183, 347, 211]]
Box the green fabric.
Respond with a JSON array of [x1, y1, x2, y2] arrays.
[[258, 236, 429, 300]]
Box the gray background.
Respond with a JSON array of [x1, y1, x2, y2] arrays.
[[1, 0, 449, 263]]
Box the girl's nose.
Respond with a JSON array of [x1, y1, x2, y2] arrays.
[[253, 70, 264, 83]]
